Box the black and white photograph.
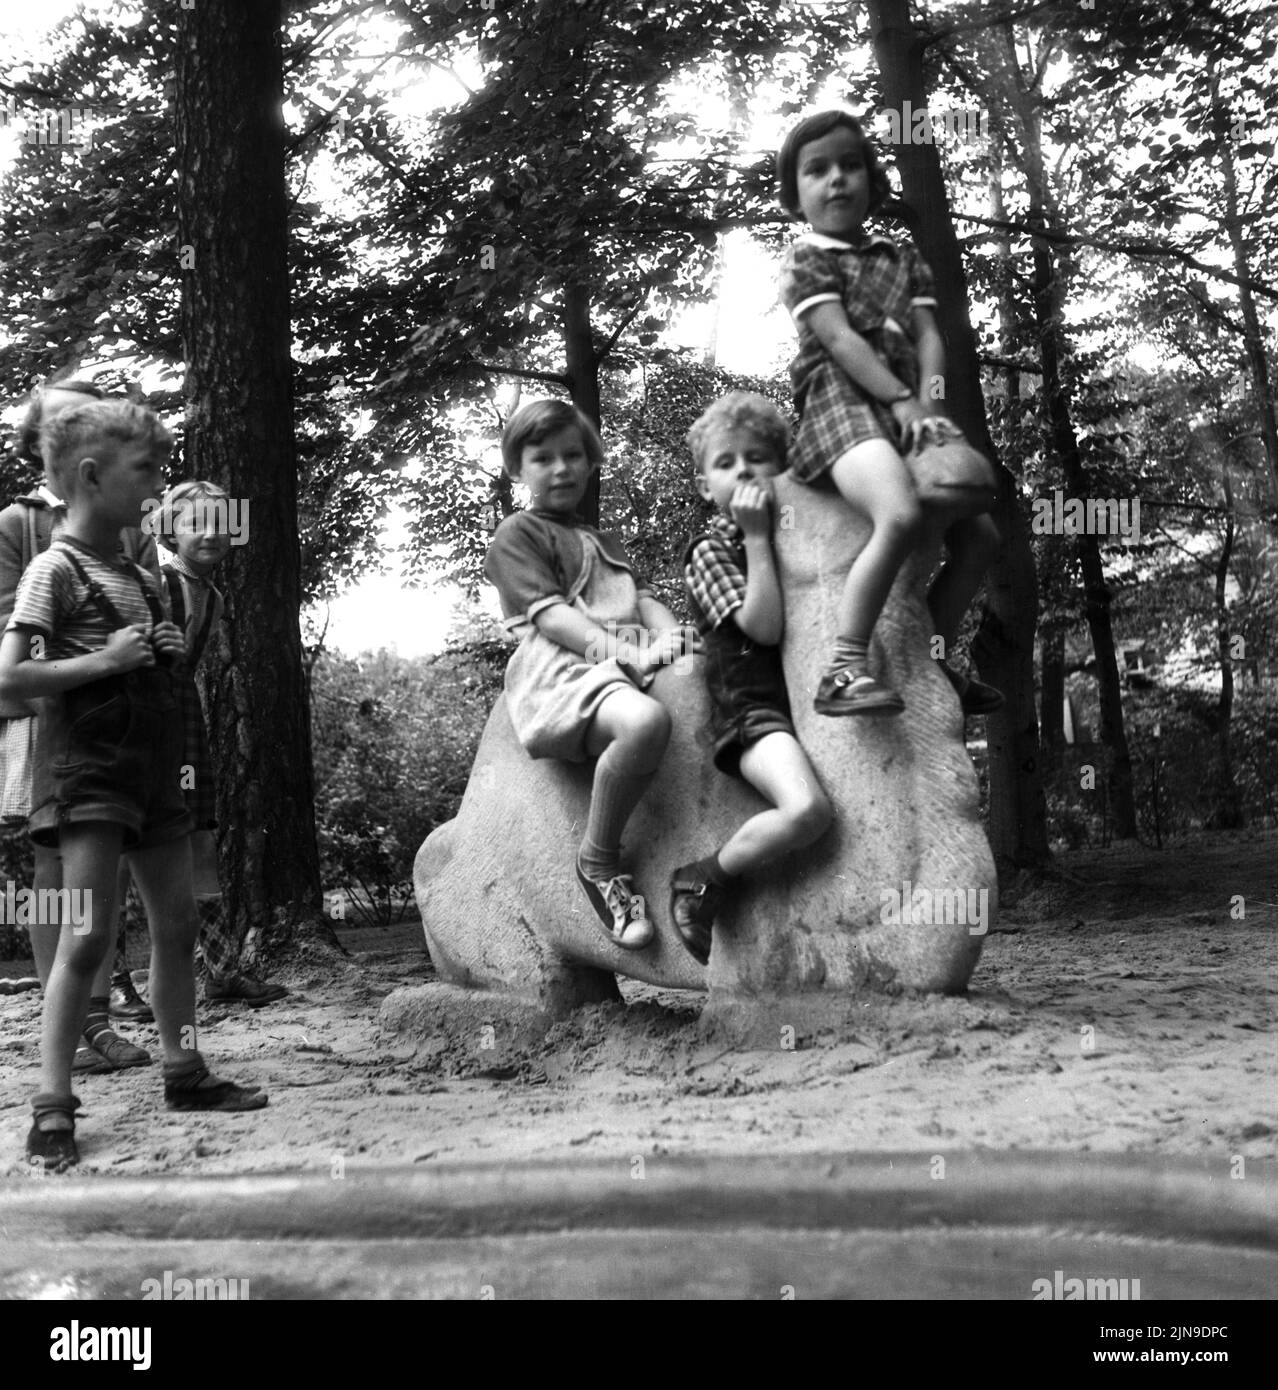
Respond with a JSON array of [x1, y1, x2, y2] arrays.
[[0, 0, 1274, 1333]]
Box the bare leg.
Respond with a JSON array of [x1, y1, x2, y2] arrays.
[[579, 685, 671, 876], [31, 844, 121, 1001], [126, 836, 199, 1065], [828, 441, 922, 642], [36, 824, 123, 1105], [717, 733, 833, 877], [127, 834, 265, 1109]]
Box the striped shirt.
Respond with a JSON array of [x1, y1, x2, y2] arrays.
[[7, 536, 164, 660]]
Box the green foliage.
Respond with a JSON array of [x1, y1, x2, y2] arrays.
[[1043, 680, 1278, 847], [310, 641, 506, 923], [0, 830, 36, 960]]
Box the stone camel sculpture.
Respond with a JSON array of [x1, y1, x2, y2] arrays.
[[389, 474, 997, 1047]]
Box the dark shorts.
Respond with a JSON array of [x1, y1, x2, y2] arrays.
[[701, 620, 797, 778], [711, 703, 798, 778], [29, 669, 194, 851]]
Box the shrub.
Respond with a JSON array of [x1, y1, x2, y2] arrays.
[[310, 641, 506, 924]]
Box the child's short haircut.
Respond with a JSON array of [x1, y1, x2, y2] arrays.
[[155, 479, 229, 544], [687, 391, 790, 471], [500, 398, 604, 477], [776, 110, 892, 218], [42, 400, 172, 494], [15, 377, 104, 464]]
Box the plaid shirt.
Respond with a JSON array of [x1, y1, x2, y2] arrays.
[[779, 231, 938, 402], [684, 513, 749, 635]]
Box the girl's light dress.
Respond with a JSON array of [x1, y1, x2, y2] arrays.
[[486, 509, 651, 763]]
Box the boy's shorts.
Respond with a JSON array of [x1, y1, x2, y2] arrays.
[[711, 704, 797, 778], [29, 669, 194, 851]]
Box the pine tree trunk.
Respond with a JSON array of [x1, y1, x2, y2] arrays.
[[1029, 233, 1137, 838], [1213, 85, 1278, 490], [868, 0, 1049, 867], [562, 278, 602, 525], [174, 1, 322, 947], [1213, 465, 1243, 828]]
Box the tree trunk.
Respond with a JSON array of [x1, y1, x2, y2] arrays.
[[1212, 85, 1278, 490], [562, 278, 602, 525], [1040, 621, 1066, 757], [1213, 462, 1243, 828], [868, 0, 1050, 868], [174, 1, 323, 946], [1028, 231, 1138, 838]]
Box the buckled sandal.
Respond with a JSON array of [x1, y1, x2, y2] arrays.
[[937, 659, 1005, 715], [26, 1092, 82, 1172], [74, 1028, 151, 1071], [164, 1064, 268, 1112], [668, 869, 725, 967], [575, 861, 655, 951], [814, 669, 905, 716]]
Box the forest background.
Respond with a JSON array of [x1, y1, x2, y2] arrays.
[[1, 0, 1276, 948]]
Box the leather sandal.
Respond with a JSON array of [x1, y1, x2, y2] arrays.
[[205, 972, 289, 1008], [668, 868, 725, 967], [75, 1028, 151, 1070], [814, 669, 904, 716], [937, 659, 1005, 715], [164, 1064, 268, 1112], [109, 972, 154, 1023], [26, 1092, 82, 1172]]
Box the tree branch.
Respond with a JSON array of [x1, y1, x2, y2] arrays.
[[470, 361, 570, 388], [922, 0, 1065, 48], [954, 212, 1278, 300]]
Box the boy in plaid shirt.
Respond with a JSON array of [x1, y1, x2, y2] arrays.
[[670, 393, 832, 965]]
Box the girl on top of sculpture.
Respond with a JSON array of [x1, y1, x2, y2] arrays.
[[484, 399, 700, 951], [776, 108, 1001, 717]]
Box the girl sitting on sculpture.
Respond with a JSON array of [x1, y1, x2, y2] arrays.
[[484, 399, 699, 951], [776, 109, 1002, 717]]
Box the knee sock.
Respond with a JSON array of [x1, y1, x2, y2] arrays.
[[578, 753, 656, 883], [827, 636, 869, 677], [83, 996, 112, 1046]]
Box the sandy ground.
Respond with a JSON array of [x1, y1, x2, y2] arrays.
[[1, 830, 1275, 1177]]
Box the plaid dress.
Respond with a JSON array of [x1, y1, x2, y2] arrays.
[[779, 231, 939, 482], [162, 560, 222, 831]]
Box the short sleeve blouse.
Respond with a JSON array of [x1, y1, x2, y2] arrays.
[[485, 509, 648, 632]]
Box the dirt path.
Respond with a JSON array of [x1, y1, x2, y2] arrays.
[[2, 830, 1275, 1177]]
